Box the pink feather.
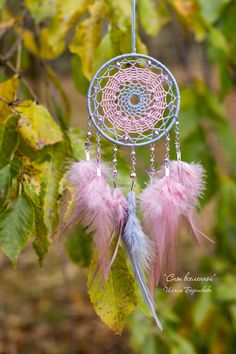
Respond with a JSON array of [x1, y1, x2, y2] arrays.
[[140, 160, 213, 296], [107, 188, 129, 272], [140, 175, 185, 294], [80, 176, 115, 281], [61, 160, 108, 235], [159, 161, 212, 244], [68, 160, 109, 188], [60, 160, 128, 281]]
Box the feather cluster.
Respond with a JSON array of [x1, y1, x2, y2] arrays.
[[140, 160, 212, 295], [61, 160, 128, 281], [61, 161, 162, 329]]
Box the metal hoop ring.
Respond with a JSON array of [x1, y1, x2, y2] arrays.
[[87, 53, 180, 147]]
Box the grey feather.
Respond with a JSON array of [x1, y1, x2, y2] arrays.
[[122, 191, 163, 331]]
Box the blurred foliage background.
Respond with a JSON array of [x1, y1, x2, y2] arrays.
[[0, 0, 236, 353]]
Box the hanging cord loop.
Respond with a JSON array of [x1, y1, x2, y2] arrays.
[[131, 0, 137, 53]]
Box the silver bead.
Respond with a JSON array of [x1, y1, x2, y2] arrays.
[[85, 142, 91, 148], [130, 172, 136, 179], [113, 169, 118, 176], [87, 131, 92, 137], [149, 168, 155, 175], [113, 158, 117, 163], [150, 146, 155, 152]]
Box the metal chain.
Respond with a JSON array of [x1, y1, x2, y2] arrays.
[[112, 145, 118, 187], [96, 133, 102, 176], [175, 118, 182, 161], [165, 133, 170, 176], [130, 147, 136, 190], [149, 142, 156, 179], [85, 120, 92, 161]]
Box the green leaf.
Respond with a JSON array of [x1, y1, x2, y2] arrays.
[[0, 0, 5, 11], [25, 0, 56, 24], [168, 332, 197, 354], [198, 0, 231, 24], [33, 204, 49, 266], [92, 31, 116, 76], [215, 180, 236, 260], [192, 291, 215, 328], [23, 180, 49, 265], [229, 304, 236, 332], [88, 247, 137, 334], [0, 164, 11, 207], [108, 0, 131, 32], [0, 194, 34, 265], [139, 0, 170, 37], [66, 224, 92, 267], [67, 127, 85, 161], [208, 27, 229, 53], [215, 274, 236, 302], [0, 114, 19, 169], [46, 65, 71, 128], [41, 142, 67, 236], [69, 0, 107, 79], [17, 100, 63, 151], [0, 76, 19, 121], [71, 55, 90, 96]]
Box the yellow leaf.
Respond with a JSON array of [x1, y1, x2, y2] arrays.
[[25, 0, 55, 23], [172, 0, 199, 17], [88, 248, 137, 335], [22, 29, 39, 56], [57, 0, 89, 30], [39, 26, 65, 60], [17, 100, 63, 151], [23, 0, 89, 60], [0, 76, 19, 121], [69, 0, 107, 79]]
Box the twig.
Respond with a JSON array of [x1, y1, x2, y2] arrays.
[[0, 56, 40, 103]]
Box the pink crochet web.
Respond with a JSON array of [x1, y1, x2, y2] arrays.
[[101, 66, 167, 133], [88, 56, 179, 146]]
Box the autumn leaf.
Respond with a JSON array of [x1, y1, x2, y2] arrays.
[[0, 114, 19, 169], [0, 76, 19, 121], [40, 142, 67, 236], [0, 164, 11, 207], [69, 0, 107, 79], [88, 247, 137, 335], [17, 100, 63, 151]]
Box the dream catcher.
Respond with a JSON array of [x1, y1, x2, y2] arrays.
[[62, 0, 212, 330]]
